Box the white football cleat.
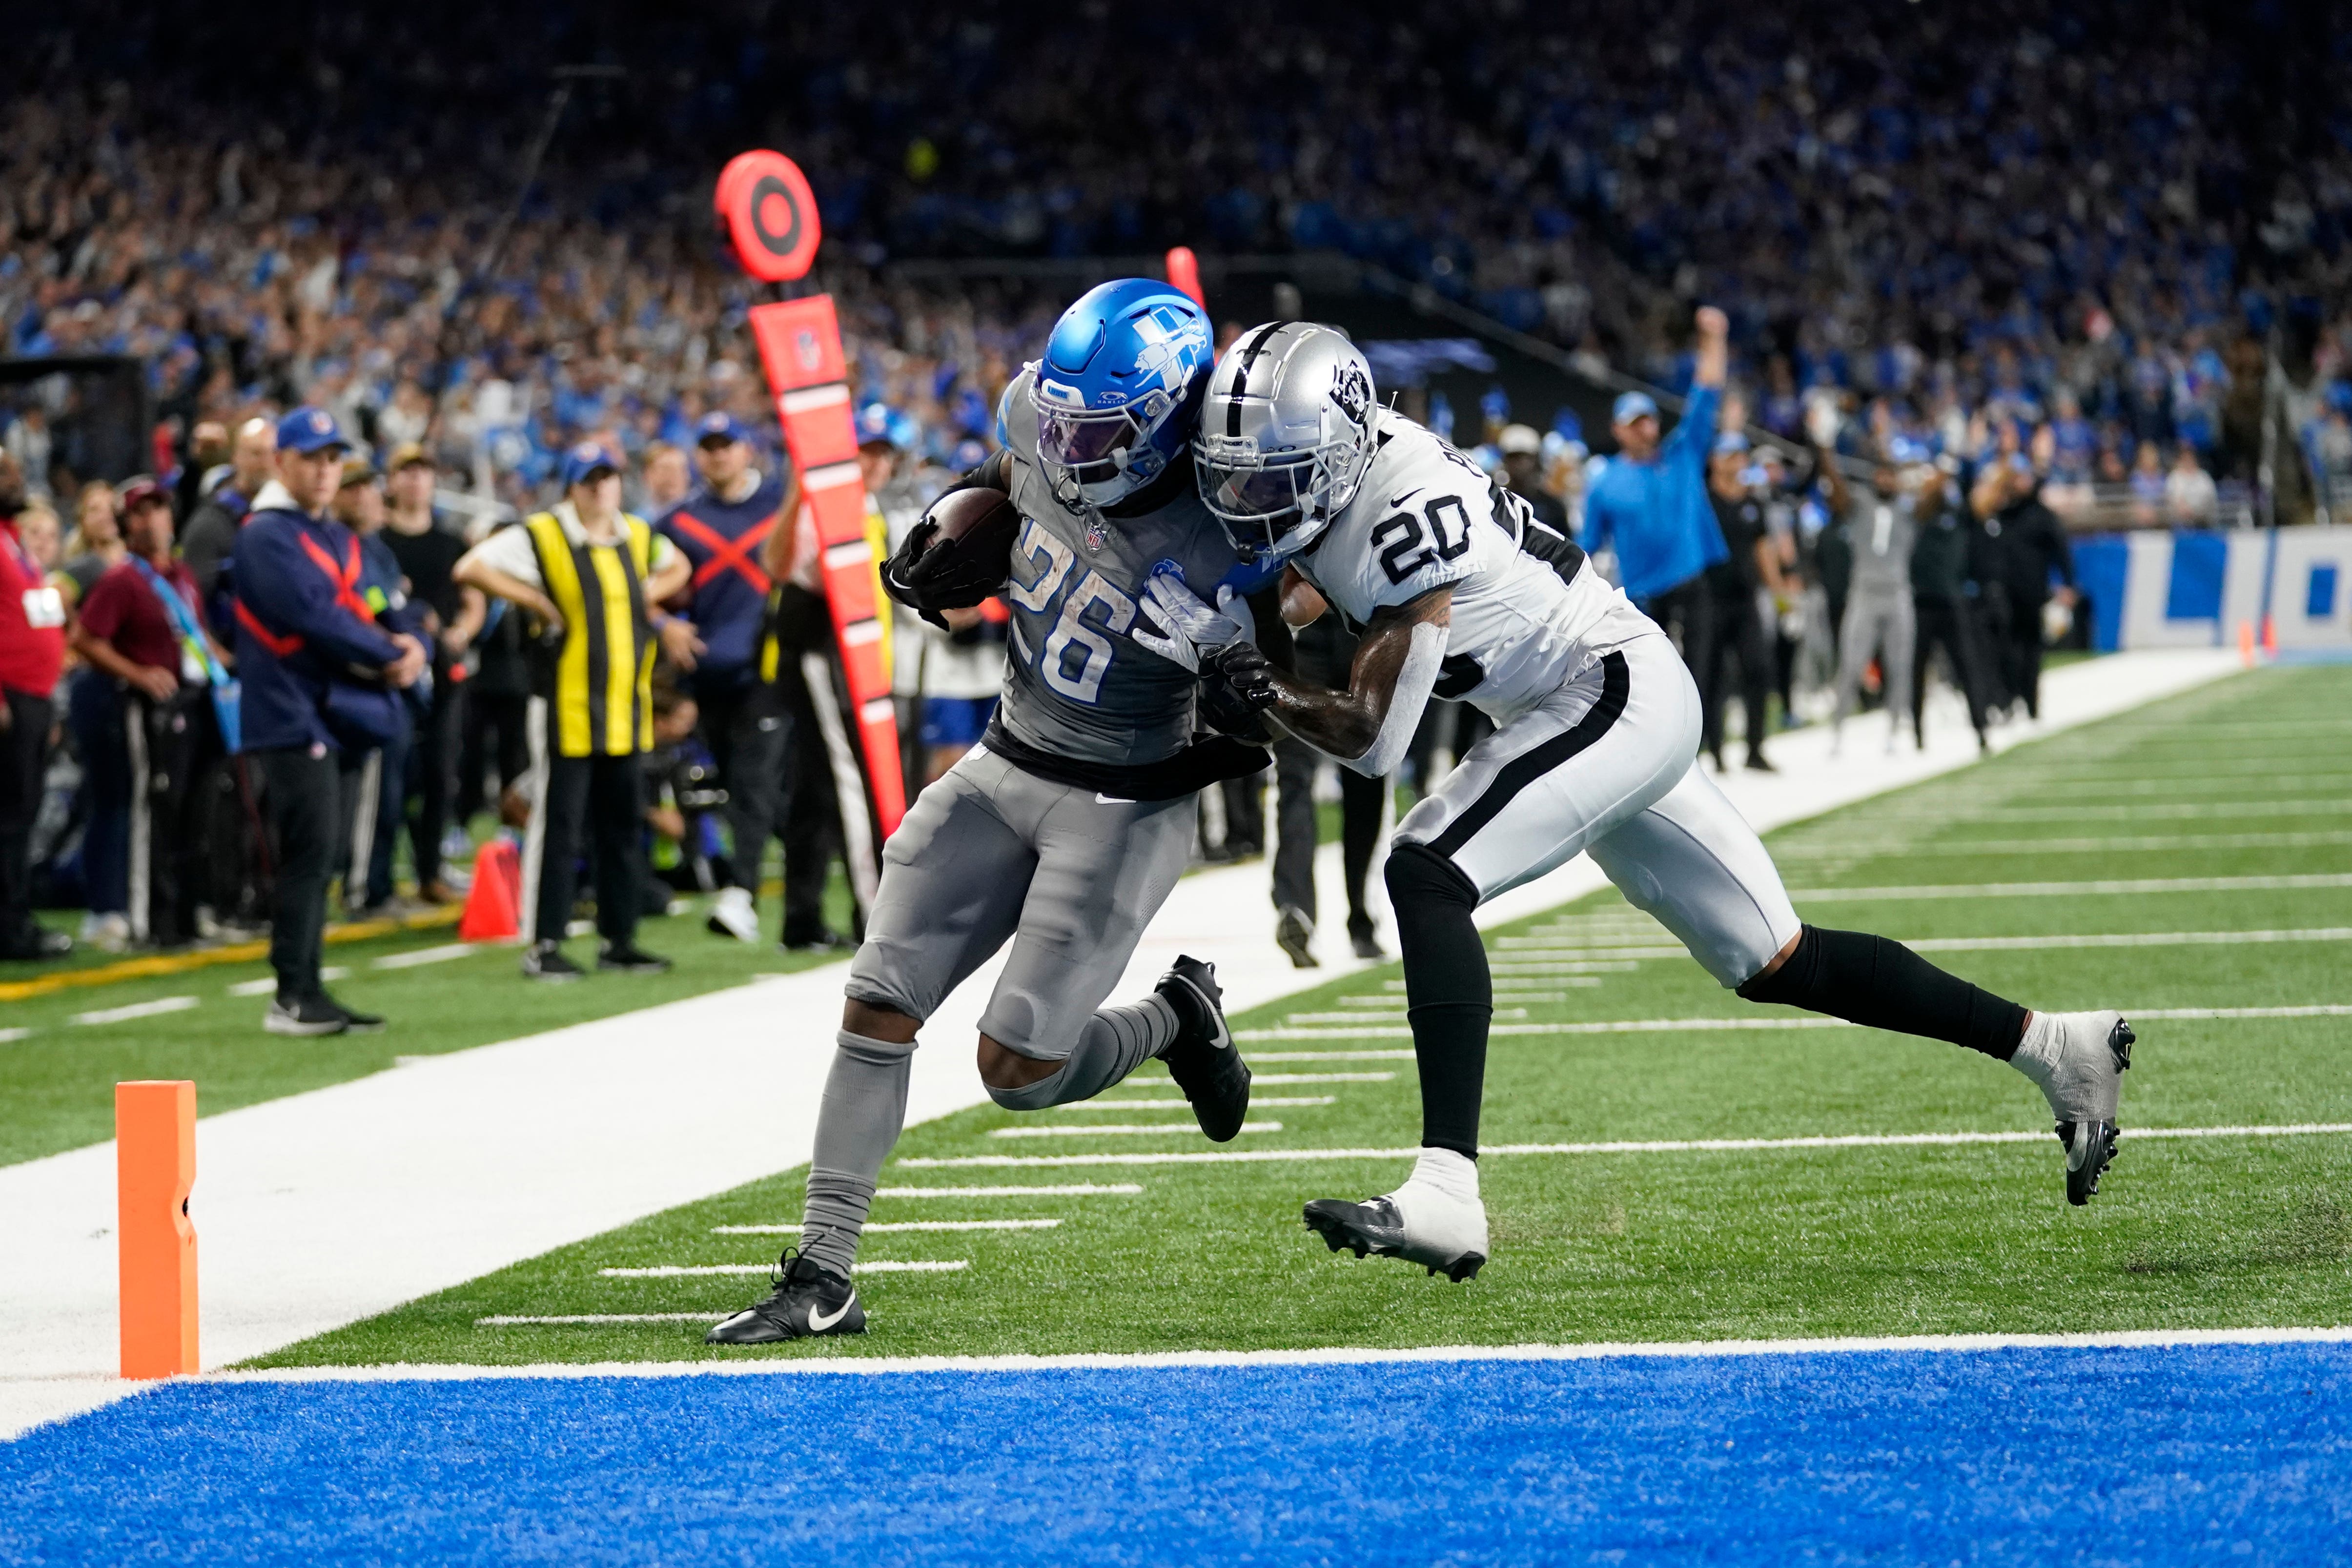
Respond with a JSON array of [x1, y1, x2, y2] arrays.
[[705, 886, 759, 943], [2012, 1009, 2135, 1205], [1303, 1149, 1490, 1282]]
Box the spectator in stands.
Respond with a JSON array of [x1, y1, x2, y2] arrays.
[[0, 451, 71, 959], [1580, 307, 1731, 692], [2166, 444, 2219, 525], [641, 443, 691, 517], [2128, 441, 2169, 527], [455, 441, 689, 981], [175, 420, 229, 523], [656, 411, 793, 947], [69, 478, 230, 947], [1969, 456, 2077, 723], [229, 407, 427, 1035], [380, 444, 481, 905], [58, 481, 126, 608], [181, 416, 274, 601]]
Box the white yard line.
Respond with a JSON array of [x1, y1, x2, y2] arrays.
[[476, 1314, 728, 1326], [182, 1323, 2352, 1379], [69, 996, 199, 1026], [896, 1121, 2352, 1169], [987, 1121, 1285, 1139], [228, 968, 346, 997], [600, 1261, 968, 1278], [1058, 1097, 1334, 1109], [1777, 830, 2352, 857], [1790, 874, 2352, 901], [0, 648, 2246, 1442], [0, 1029, 31, 1045], [371, 943, 478, 970], [1240, 1002, 2352, 1042], [872, 1184, 1142, 1197], [710, 1220, 1061, 1234], [1251, 1073, 1395, 1084]]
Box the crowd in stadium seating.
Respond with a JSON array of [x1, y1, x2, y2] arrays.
[[5, 0, 2352, 966]]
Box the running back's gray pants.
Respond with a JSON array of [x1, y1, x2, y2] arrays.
[[846, 744, 1195, 1059]]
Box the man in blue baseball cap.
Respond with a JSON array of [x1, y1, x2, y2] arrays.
[[229, 406, 429, 1034], [656, 409, 796, 945], [1580, 307, 1734, 710]]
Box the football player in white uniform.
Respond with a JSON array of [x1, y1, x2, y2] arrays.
[[1132, 317, 2133, 1283]]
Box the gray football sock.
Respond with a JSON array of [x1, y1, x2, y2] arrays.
[[800, 1029, 919, 1278], [985, 995, 1178, 1111]]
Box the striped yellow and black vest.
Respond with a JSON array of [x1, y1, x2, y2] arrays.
[[522, 509, 656, 757]]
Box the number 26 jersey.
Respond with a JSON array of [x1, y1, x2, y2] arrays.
[[1292, 411, 1648, 723]]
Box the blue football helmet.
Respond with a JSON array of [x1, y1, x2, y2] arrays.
[[1033, 278, 1213, 510]]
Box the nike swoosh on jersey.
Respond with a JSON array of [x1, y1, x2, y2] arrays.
[[1388, 489, 1422, 509], [807, 1293, 856, 1332], [1095, 793, 1137, 804]]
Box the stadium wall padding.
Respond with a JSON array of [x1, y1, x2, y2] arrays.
[[2073, 527, 2352, 652]]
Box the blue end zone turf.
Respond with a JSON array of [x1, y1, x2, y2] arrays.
[[5, 1343, 2347, 1562]]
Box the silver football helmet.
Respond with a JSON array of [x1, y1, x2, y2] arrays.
[[1192, 322, 1378, 561]]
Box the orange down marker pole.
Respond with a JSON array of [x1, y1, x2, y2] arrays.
[[117, 1079, 197, 1378]]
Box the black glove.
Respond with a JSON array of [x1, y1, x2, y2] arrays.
[[1197, 641, 1279, 739]]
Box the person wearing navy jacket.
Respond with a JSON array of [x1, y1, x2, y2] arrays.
[[655, 410, 795, 944], [229, 406, 428, 1036]]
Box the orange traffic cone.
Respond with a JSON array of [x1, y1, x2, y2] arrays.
[[457, 838, 521, 943], [2239, 619, 2256, 667]]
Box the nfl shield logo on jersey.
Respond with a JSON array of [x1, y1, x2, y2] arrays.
[[1084, 515, 1109, 552]]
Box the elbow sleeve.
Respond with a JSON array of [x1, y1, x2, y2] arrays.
[[1347, 621, 1446, 778]]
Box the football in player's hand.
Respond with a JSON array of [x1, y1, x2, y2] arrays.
[[888, 487, 1019, 610]]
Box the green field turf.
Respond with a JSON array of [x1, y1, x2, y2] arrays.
[[0, 889, 855, 1169], [243, 665, 2352, 1367]]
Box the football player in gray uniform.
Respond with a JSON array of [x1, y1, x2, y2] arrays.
[[1136, 317, 2131, 1284], [708, 279, 1275, 1343]]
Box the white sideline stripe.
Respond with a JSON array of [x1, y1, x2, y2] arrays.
[[872, 1184, 1142, 1197], [987, 1121, 1284, 1139], [69, 996, 198, 1026], [1788, 874, 2352, 901], [229, 967, 347, 996], [711, 1220, 1062, 1234], [1240, 1003, 2352, 1042], [372, 943, 477, 970], [1344, 990, 1593, 1005], [1058, 1097, 1334, 1109], [202, 1324, 2352, 1384], [599, 1261, 969, 1277], [894, 1121, 2352, 1169], [1781, 830, 2352, 857]]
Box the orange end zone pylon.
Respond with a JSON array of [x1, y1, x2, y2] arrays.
[[117, 1079, 197, 1379]]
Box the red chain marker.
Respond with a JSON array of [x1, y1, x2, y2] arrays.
[[718, 150, 907, 836]]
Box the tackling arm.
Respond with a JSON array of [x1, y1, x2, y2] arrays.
[[1256, 585, 1452, 777]]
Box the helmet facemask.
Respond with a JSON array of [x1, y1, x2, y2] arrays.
[[1194, 401, 1374, 563], [1038, 387, 1176, 511]]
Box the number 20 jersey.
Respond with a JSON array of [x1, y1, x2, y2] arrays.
[[995, 365, 1256, 767], [1292, 411, 1649, 724]]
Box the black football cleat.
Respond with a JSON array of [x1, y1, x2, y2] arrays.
[[597, 942, 673, 974], [521, 942, 584, 983], [1156, 954, 1250, 1141], [2026, 1011, 2135, 1206], [1275, 906, 1319, 969], [264, 995, 349, 1038], [704, 1249, 865, 1344], [1303, 1189, 1488, 1283]]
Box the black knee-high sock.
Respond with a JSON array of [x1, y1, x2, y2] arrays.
[[1387, 843, 1492, 1158], [1737, 924, 2027, 1059]]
